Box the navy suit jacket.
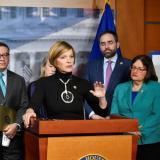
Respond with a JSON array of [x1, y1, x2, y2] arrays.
[[84, 56, 131, 117]]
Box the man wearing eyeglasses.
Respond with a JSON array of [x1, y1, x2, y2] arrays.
[[0, 42, 28, 160]]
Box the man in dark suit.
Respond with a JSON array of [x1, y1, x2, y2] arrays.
[[84, 31, 131, 118], [0, 42, 28, 160]]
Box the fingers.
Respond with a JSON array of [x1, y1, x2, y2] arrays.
[[93, 81, 104, 88], [6, 133, 15, 139], [105, 116, 110, 119], [91, 114, 105, 120], [3, 124, 17, 139], [127, 131, 141, 137], [89, 90, 95, 96], [22, 114, 28, 128], [90, 81, 105, 98], [23, 114, 29, 128], [3, 126, 9, 132], [5, 131, 16, 139], [23, 108, 36, 128], [23, 112, 36, 128]]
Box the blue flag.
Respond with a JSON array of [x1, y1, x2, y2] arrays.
[[89, 3, 121, 61]]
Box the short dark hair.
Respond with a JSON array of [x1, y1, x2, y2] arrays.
[[0, 42, 10, 52], [99, 30, 119, 42], [131, 55, 158, 82]]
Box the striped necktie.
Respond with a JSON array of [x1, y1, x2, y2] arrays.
[[0, 72, 6, 96]]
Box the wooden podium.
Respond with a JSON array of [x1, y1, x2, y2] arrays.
[[24, 116, 139, 160]]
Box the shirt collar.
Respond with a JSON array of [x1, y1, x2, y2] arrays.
[[1, 69, 7, 77], [104, 53, 118, 63]]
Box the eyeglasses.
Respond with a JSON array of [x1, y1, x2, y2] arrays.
[[0, 53, 9, 59], [130, 66, 146, 73]]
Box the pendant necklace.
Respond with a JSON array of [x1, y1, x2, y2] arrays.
[[59, 78, 74, 103]]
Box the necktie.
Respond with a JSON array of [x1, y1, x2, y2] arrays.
[[105, 60, 112, 89], [0, 72, 6, 96]]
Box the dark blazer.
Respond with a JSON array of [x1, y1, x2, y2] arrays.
[[0, 70, 28, 127], [84, 56, 131, 117]]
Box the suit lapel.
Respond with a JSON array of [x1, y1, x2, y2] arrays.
[[94, 59, 104, 83], [0, 88, 4, 98], [0, 89, 5, 105], [5, 70, 14, 103], [99, 60, 104, 83], [126, 82, 133, 110], [107, 57, 125, 91], [127, 82, 147, 112], [132, 83, 146, 109]]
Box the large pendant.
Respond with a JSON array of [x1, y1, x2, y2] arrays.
[[59, 78, 74, 104], [61, 91, 74, 103]]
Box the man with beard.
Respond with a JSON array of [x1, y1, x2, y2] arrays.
[[84, 31, 131, 118]]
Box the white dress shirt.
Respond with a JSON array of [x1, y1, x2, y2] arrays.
[[89, 54, 118, 118]]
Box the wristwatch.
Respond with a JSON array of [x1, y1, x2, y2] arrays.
[[15, 123, 21, 132]]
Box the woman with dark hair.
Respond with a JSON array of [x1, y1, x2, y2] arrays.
[[111, 55, 160, 160], [131, 55, 158, 82]]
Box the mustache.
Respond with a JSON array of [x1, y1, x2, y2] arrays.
[[104, 49, 112, 52]]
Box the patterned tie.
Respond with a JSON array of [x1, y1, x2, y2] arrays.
[[0, 72, 6, 96], [105, 60, 112, 89]]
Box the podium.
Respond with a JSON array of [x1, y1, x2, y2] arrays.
[[24, 116, 139, 160]]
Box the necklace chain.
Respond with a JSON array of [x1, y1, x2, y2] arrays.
[[59, 78, 74, 103]]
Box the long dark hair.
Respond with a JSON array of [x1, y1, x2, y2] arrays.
[[131, 55, 158, 82]]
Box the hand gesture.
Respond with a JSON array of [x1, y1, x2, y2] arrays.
[[90, 81, 106, 98], [90, 81, 107, 109]]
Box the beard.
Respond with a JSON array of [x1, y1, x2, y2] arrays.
[[102, 49, 117, 59]]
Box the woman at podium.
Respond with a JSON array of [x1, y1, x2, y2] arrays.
[[23, 41, 107, 125], [110, 55, 160, 160]]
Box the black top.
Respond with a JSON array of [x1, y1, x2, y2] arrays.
[[29, 71, 101, 120]]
